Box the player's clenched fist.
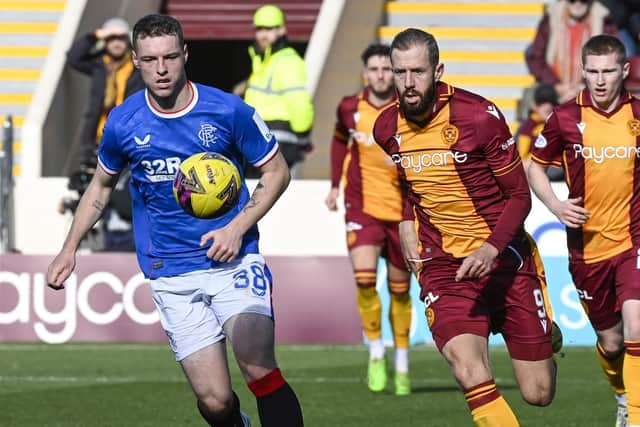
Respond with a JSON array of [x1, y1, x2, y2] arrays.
[[47, 252, 76, 290]]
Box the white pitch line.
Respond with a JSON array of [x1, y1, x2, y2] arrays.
[[0, 375, 603, 386], [0, 344, 169, 351], [0, 375, 421, 385], [0, 344, 441, 352], [0, 375, 178, 384], [0, 344, 367, 352]]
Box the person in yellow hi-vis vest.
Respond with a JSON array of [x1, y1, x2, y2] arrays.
[[235, 4, 314, 178]]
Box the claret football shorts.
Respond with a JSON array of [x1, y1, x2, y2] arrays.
[[345, 209, 405, 270], [150, 254, 274, 361], [419, 240, 553, 361], [569, 247, 640, 331]]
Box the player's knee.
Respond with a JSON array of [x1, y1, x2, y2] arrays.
[[521, 382, 555, 407], [443, 342, 491, 388], [519, 369, 556, 407], [197, 393, 233, 417], [598, 336, 624, 356]]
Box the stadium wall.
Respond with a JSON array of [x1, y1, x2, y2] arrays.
[[3, 180, 595, 346]]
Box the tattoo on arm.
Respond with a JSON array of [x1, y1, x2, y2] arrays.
[[243, 182, 264, 212], [92, 200, 105, 213]]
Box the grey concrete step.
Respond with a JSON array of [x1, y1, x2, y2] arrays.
[[1, 11, 62, 22], [0, 104, 28, 115], [449, 84, 527, 100], [0, 35, 54, 46], [0, 57, 47, 69], [444, 61, 529, 75], [387, 14, 540, 28], [0, 81, 38, 92]]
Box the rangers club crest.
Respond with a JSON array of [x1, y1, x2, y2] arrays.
[[198, 123, 218, 147]]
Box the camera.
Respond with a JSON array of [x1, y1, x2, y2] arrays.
[[61, 165, 95, 215]]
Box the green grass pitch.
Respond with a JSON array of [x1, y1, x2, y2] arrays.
[[0, 344, 617, 426]]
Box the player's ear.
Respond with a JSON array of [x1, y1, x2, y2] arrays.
[[434, 62, 444, 81], [183, 43, 188, 64], [623, 60, 630, 80], [132, 50, 139, 68]]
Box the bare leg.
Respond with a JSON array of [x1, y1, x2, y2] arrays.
[[225, 313, 303, 427], [180, 342, 244, 425]]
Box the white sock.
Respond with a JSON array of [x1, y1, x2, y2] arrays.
[[615, 393, 627, 407], [369, 339, 385, 360], [395, 348, 409, 373]]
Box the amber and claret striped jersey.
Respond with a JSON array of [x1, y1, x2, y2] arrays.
[[372, 82, 531, 260], [330, 87, 403, 222], [516, 111, 546, 161], [530, 89, 640, 264]]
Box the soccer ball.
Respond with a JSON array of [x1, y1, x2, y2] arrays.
[[172, 152, 242, 219]]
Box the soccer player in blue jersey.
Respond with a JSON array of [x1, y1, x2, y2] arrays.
[[46, 14, 303, 427]]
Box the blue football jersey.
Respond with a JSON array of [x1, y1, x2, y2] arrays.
[[97, 82, 279, 278]]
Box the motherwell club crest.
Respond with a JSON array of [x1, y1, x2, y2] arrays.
[[627, 119, 640, 136], [441, 124, 459, 146]]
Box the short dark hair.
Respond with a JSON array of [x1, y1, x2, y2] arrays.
[[390, 28, 439, 68], [581, 34, 627, 67], [534, 83, 558, 106], [132, 14, 184, 51], [361, 43, 390, 65]]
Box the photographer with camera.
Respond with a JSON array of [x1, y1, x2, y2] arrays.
[[62, 17, 142, 251], [59, 159, 134, 252]]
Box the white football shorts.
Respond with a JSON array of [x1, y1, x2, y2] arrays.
[[150, 253, 273, 361]]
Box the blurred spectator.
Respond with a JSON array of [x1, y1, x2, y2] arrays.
[[526, 0, 617, 103], [515, 83, 564, 180], [600, 0, 640, 55], [625, 55, 640, 97], [64, 17, 142, 251], [67, 17, 143, 164], [234, 4, 314, 178]]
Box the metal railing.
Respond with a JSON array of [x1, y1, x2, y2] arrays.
[[0, 115, 15, 252]]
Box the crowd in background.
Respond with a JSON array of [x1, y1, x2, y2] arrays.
[[61, 0, 640, 250]]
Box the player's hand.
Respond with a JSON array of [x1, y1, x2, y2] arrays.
[[200, 224, 243, 262], [551, 197, 591, 229], [455, 242, 499, 281], [325, 188, 339, 211], [46, 251, 76, 290], [96, 27, 127, 40], [399, 220, 421, 273]]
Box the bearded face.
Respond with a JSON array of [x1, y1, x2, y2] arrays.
[[391, 44, 440, 119], [398, 75, 436, 117]]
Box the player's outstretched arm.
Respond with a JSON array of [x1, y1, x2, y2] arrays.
[[47, 165, 118, 290], [201, 151, 290, 262], [528, 161, 590, 228], [399, 220, 421, 273]]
